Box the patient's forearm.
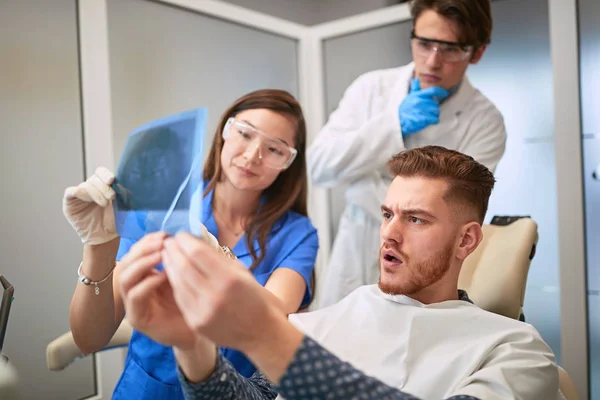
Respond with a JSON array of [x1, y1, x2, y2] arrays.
[[240, 311, 482, 400], [178, 350, 277, 400], [272, 336, 482, 400], [244, 316, 305, 383], [177, 323, 482, 400], [262, 286, 297, 316], [174, 337, 218, 384]]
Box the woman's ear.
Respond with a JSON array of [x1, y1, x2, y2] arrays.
[[456, 222, 483, 261]]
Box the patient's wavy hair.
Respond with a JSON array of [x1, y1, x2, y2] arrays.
[[387, 146, 495, 224], [203, 89, 309, 269]]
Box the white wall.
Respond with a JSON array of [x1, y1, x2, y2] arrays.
[[0, 1, 97, 399], [217, 0, 400, 25]]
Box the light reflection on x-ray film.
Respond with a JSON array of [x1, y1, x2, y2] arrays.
[[112, 107, 207, 240]]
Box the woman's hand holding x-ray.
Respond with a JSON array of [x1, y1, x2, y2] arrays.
[[63, 166, 118, 245]]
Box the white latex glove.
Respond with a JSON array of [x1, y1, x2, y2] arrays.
[[63, 167, 118, 246], [64, 166, 226, 251]]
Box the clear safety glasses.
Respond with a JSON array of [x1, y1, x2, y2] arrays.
[[222, 117, 298, 170], [410, 30, 473, 64]]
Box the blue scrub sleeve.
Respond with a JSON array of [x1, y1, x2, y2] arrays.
[[278, 228, 319, 307]]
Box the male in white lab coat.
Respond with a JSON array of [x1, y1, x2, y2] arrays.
[[309, 0, 507, 308]]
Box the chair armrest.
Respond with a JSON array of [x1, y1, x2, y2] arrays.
[[46, 319, 134, 371], [46, 330, 84, 371], [0, 361, 18, 399]]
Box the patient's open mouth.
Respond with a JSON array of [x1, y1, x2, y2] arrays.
[[383, 254, 401, 263]]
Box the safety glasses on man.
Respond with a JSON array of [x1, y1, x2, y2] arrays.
[[410, 30, 473, 63]]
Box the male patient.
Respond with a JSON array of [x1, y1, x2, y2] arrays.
[[127, 146, 558, 400]]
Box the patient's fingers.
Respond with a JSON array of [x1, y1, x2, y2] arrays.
[[126, 271, 167, 312], [119, 233, 167, 296], [162, 238, 211, 318], [174, 233, 225, 278], [162, 238, 207, 296], [121, 232, 166, 266], [119, 251, 162, 295]]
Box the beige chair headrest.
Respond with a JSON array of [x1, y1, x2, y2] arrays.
[[459, 218, 538, 320]]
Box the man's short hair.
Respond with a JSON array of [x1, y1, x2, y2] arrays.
[[387, 146, 495, 224], [410, 0, 493, 48]]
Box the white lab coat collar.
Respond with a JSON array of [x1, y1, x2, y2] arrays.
[[441, 77, 476, 119]]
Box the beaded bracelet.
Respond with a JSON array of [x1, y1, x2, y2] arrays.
[[77, 245, 234, 296], [77, 262, 116, 295]]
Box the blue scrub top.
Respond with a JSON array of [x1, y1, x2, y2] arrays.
[[111, 182, 319, 399]]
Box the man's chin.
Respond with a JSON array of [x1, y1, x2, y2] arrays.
[[378, 278, 415, 296]]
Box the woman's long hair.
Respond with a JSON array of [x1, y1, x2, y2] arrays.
[[203, 89, 309, 270]]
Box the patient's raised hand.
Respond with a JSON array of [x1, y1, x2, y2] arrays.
[[118, 232, 198, 350]]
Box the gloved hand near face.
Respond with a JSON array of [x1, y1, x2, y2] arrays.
[[398, 78, 449, 136]]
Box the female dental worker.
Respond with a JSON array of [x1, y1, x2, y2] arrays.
[[310, 0, 507, 308], [62, 89, 319, 399]]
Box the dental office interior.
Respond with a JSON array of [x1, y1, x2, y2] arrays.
[[0, 0, 597, 398]]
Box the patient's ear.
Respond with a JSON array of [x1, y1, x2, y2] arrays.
[[456, 222, 483, 261]]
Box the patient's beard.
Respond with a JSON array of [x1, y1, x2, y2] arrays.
[[378, 243, 453, 296]]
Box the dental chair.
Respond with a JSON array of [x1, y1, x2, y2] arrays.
[[46, 318, 133, 371], [46, 216, 580, 399], [0, 275, 17, 400], [459, 215, 579, 400], [459, 215, 538, 320]]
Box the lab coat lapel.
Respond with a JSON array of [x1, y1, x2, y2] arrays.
[[392, 62, 414, 107], [439, 76, 476, 121]]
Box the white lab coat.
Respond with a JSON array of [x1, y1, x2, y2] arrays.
[[286, 285, 559, 400], [309, 62, 507, 308]]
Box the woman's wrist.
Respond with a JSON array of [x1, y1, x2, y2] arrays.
[[81, 237, 120, 280]]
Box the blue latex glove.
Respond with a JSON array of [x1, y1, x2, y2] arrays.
[[398, 78, 450, 136]]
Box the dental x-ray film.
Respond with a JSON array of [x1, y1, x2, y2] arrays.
[[112, 107, 207, 240]]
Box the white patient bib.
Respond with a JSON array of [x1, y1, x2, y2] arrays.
[[284, 285, 557, 400]]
